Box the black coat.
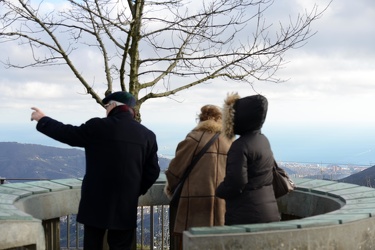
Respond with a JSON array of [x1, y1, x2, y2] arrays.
[[216, 94, 280, 225], [216, 131, 280, 225], [36, 108, 160, 229]]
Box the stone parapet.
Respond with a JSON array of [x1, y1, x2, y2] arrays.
[[184, 177, 375, 249], [0, 176, 169, 249], [1, 176, 375, 249]]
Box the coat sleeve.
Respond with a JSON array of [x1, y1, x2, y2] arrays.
[[36, 116, 95, 147], [164, 134, 198, 198], [216, 140, 248, 199], [140, 131, 160, 195]]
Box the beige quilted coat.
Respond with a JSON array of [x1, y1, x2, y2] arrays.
[[164, 119, 232, 233]]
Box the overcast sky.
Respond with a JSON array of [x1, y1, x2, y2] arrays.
[[1, 0, 374, 165]]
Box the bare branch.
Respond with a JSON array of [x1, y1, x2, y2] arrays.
[[0, 0, 331, 120]]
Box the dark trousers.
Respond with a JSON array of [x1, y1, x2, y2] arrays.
[[84, 224, 135, 250]]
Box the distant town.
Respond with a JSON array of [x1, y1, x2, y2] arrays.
[[159, 152, 371, 182], [279, 161, 371, 181]]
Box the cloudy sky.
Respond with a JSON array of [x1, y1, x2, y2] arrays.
[[1, 0, 374, 165]]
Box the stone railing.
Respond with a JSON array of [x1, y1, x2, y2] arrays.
[[0, 176, 169, 249], [1, 176, 375, 249], [184, 178, 375, 249]]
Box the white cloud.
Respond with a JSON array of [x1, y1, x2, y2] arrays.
[[1, 0, 374, 153]]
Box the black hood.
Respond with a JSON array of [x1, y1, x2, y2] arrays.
[[222, 93, 268, 138], [233, 95, 268, 135]]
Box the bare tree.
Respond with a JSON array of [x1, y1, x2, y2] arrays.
[[0, 0, 329, 121]]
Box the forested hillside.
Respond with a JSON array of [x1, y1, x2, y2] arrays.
[[0, 142, 170, 182]]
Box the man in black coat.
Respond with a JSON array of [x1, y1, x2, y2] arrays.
[[31, 91, 160, 250]]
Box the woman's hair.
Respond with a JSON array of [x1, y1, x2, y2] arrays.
[[198, 105, 222, 122]]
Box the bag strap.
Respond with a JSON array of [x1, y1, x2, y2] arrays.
[[171, 132, 220, 201]]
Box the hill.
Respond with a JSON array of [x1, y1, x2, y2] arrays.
[[0, 142, 86, 180], [0, 141, 297, 183], [338, 165, 375, 187], [0, 142, 171, 182]]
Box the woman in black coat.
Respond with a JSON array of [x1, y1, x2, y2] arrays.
[[216, 93, 280, 225], [31, 91, 160, 250]]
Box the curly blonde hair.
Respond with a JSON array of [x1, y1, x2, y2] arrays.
[[198, 105, 222, 122]]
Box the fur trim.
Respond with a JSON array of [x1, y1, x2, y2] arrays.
[[222, 92, 240, 139], [195, 119, 222, 133]]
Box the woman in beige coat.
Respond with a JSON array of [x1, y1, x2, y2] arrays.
[[164, 105, 232, 249]]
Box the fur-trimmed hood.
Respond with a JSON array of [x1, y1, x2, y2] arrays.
[[222, 93, 268, 139], [194, 119, 223, 133]]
